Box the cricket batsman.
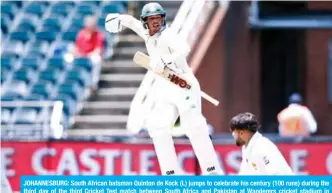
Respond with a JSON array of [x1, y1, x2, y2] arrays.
[[105, 3, 224, 175], [229, 112, 294, 175]]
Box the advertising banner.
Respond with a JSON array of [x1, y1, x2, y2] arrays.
[[1, 141, 331, 191]]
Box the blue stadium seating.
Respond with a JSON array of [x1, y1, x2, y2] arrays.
[[36, 31, 57, 43], [25, 40, 50, 59], [47, 57, 66, 71], [1, 0, 128, 130], [25, 2, 46, 17], [14, 108, 39, 124], [1, 41, 24, 58], [71, 16, 85, 29], [31, 82, 53, 98], [73, 57, 93, 72], [102, 3, 125, 17], [39, 69, 61, 85], [50, 4, 71, 17], [42, 17, 62, 32], [13, 68, 35, 84], [1, 70, 8, 84], [20, 57, 41, 70], [24, 94, 46, 101], [62, 30, 78, 42], [57, 81, 82, 101], [1, 3, 16, 19], [2, 80, 28, 100], [76, 3, 96, 16], [1, 108, 12, 124], [1, 16, 10, 34], [66, 69, 91, 88], [9, 31, 31, 43], [53, 94, 77, 116], [1, 57, 15, 71]]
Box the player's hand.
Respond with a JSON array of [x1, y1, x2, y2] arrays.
[[105, 13, 123, 33], [160, 57, 182, 73], [150, 57, 165, 74]]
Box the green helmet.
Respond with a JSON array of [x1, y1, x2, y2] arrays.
[[140, 2, 166, 29]]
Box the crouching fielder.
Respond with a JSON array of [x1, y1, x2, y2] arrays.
[[229, 112, 294, 175], [105, 2, 223, 175]]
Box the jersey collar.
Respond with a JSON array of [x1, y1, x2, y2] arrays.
[[245, 131, 262, 151]]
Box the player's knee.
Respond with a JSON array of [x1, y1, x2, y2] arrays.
[[147, 127, 172, 139], [146, 120, 172, 139], [181, 112, 210, 138]]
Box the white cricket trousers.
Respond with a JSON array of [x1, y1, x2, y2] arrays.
[[145, 73, 224, 175]]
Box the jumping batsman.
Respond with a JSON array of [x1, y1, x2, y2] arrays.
[[105, 3, 223, 175]]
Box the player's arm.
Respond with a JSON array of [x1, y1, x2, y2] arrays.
[[161, 30, 191, 63], [105, 14, 146, 40], [256, 148, 293, 175], [238, 148, 247, 175], [238, 157, 246, 175]]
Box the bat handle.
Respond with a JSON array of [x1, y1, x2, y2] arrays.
[[200, 91, 220, 106]]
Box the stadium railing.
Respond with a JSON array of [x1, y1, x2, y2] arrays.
[[1, 101, 64, 140]]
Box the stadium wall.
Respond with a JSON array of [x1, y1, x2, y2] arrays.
[[192, 1, 332, 134]]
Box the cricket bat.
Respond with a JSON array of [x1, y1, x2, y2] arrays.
[[133, 51, 220, 106]]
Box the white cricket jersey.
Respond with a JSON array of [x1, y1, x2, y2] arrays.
[[119, 14, 200, 99], [239, 132, 294, 175], [119, 15, 193, 73]]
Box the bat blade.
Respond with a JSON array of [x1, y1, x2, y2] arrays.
[[133, 51, 151, 70], [132, 51, 220, 106]]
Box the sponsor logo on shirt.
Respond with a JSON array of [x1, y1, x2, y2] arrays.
[[263, 156, 270, 165]]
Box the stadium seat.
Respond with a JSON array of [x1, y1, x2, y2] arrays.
[[42, 17, 62, 32], [102, 3, 125, 16], [1, 57, 16, 71], [57, 82, 81, 101], [73, 57, 92, 72], [5, 1, 23, 8], [13, 68, 35, 84], [16, 16, 39, 33], [25, 3, 46, 17], [14, 108, 39, 124], [98, 17, 105, 28], [76, 3, 96, 16], [65, 69, 91, 88], [25, 40, 49, 59], [1, 15, 10, 34], [9, 31, 31, 43], [39, 69, 60, 85], [1, 108, 12, 124], [1, 70, 8, 84], [47, 57, 66, 71], [1, 92, 22, 102], [36, 31, 57, 43], [1, 3, 16, 19], [2, 80, 28, 100], [20, 57, 40, 71], [53, 1, 75, 7], [62, 30, 78, 42], [71, 16, 85, 29], [50, 4, 71, 17], [84, 1, 101, 6], [53, 94, 77, 116], [24, 94, 46, 101], [1, 41, 24, 58], [30, 82, 53, 98]]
